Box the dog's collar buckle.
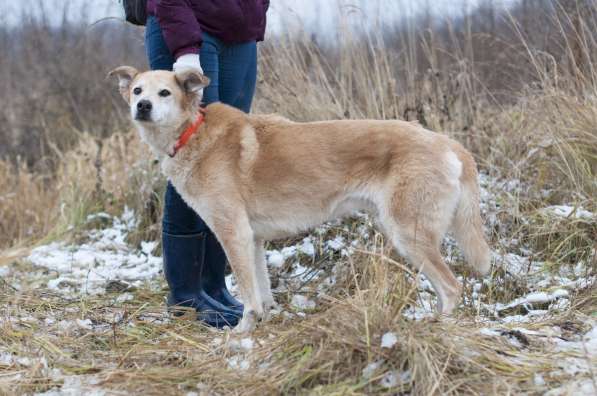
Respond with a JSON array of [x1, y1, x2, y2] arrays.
[[169, 109, 206, 158]]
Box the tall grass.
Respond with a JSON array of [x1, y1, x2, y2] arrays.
[[0, 0, 595, 256]]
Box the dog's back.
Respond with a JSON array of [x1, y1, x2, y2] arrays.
[[200, 104, 492, 296]]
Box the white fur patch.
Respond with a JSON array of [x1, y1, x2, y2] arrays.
[[239, 126, 259, 170], [444, 151, 463, 182]]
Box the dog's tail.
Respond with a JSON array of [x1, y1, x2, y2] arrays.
[[451, 149, 492, 276]]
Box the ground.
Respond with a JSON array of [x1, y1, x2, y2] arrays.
[[0, 174, 595, 395]]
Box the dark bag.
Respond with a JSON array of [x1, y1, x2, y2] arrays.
[[123, 0, 148, 26]]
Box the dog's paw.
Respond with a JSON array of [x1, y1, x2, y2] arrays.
[[261, 306, 272, 323], [436, 293, 460, 316], [234, 310, 257, 333], [260, 298, 276, 322]]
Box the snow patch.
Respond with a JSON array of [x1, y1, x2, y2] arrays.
[[26, 208, 162, 295], [298, 237, 315, 257], [228, 337, 254, 353], [496, 289, 569, 312], [325, 236, 345, 251], [362, 360, 384, 379], [226, 356, 250, 370], [266, 250, 284, 268], [76, 319, 93, 330], [381, 332, 398, 348], [544, 379, 596, 396], [291, 294, 316, 310], [542, 205, 594, 220], [34, 374, 105, 396]]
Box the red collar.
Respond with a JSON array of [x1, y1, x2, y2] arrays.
[[169, 110, 205, 158]]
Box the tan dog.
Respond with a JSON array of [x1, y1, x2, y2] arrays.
[[109, 66, 491, 332]]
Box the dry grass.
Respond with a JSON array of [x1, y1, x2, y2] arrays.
[[0, 130, 163, 252], [1, 229, 595, 395], [1, 0, 596, 394]]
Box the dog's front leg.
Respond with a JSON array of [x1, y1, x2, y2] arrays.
[[254, 238, 275, 319], [212, 215, 263, 333]]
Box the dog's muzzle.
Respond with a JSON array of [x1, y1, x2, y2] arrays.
[[135, 99, 152, 121]]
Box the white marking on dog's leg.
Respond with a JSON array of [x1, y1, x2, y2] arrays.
[[254, 239, 275, 320], [444, 150, 463, 182]]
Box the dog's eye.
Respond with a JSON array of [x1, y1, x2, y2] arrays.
[[159, 89, 171, 97], [133, 87, 142, 95]]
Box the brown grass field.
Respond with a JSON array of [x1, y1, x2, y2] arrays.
[[0, 1, 595, 395]]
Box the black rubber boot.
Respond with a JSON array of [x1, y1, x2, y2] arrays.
[[162, 231, 242, 328], [202, 231, 244, 312]]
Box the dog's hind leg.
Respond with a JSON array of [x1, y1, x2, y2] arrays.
[[254, 238, 275, 319], [211, 215, 264, 333], [379, 203, 462, 314], [395, 232, 461, 314]]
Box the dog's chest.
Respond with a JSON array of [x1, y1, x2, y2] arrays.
[[160, 157, 198, 201], [160, 156, 215, 216], [161, 157, 188, 184]]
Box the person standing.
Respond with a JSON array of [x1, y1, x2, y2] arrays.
[[144, 0, 269, 327]]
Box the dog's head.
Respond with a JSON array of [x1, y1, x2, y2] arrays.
[[108, 66, 210, 155]]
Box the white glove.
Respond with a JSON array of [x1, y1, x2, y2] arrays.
[[173, 54, 203, 74]]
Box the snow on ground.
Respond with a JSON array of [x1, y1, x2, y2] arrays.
[[0, 350, 108, 396], [26, 207, 162, 295], [291, 294, 316, 310], [542, 205, 594, 220], [34, 374, 106, 396], [381, 332, 398, 348], [2, 174, 595, 394]]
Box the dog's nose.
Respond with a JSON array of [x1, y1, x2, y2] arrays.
[[137, 100, 152, 113]]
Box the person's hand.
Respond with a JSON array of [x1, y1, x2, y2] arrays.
[[173, 54, 203, 74]]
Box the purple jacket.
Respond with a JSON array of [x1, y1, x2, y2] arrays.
[[147, 0, 269, 59]]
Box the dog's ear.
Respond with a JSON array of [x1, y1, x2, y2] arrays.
[[174, 69, 210, 97], [107, 66, 139, 102]]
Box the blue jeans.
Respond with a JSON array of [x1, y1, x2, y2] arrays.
[[145, 16, 257, 236]]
